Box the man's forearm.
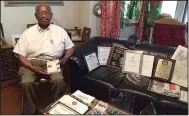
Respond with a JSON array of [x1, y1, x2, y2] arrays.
[[65, 47, 74, 58], [60, 47, 74, 65], [18, 55, 33, 70]]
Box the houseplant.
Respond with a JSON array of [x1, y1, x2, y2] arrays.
[[120, 1, 140, 30]]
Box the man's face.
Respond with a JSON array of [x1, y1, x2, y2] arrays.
[[35, 6, 52, 26]]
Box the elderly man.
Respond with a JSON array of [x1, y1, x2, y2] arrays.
[[13, 3, 74, 115]]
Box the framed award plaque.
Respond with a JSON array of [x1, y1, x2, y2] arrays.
[[152, 57, 176, 81], [122, 50, 143, 74], [106, 43, 129, 70]]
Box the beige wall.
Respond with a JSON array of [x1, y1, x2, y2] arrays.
[[78, 1, 90, 28], [77, 1, 100, 38], [1, 1, 100, 45], [89, 1, 100, 37], [1, 1, 79, 45]]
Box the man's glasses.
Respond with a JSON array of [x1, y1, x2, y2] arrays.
[[36, 12, 52, 16]]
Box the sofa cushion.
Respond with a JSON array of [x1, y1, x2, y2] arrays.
[[87, 66, 124, 87], [117, 73, 151, 89]]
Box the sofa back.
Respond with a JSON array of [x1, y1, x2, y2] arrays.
[[72, 36, 177, 73], [134, 42, 176, 58]]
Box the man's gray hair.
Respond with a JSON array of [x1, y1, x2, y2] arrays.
[[35, 3, 52, 13]]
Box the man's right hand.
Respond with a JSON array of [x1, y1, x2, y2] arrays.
[[30, 65, 48, 75], [17, 55, 49, 75]]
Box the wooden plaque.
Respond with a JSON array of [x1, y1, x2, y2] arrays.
[[152, 57, 176, 81], [107, 43, 128, 70]]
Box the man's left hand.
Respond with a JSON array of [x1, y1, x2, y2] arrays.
[[57, 57, 68, 65]]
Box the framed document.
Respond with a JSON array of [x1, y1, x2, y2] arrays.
[[98, 46, 111, 65], [49, 102, 78, 114], [47, 60, 61, 74], [171, 45, 187, 88], [179, 90, 188, 103], [84, 52, 100, 72], [152, 57, 175, 81], [122, 51, 143, 74], [107, 43, 129, 70], [141, 55, 154, 77]]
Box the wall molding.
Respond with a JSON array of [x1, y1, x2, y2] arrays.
[[4, 1, 64, 7]]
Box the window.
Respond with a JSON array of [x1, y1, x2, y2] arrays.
[[183, 1, 188, 24], [161, 1, 178, 18], [122, 1, 140, 20], [123, 1, 131, 18]]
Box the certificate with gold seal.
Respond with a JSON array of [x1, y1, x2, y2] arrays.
[[153, 57, 175, 81]]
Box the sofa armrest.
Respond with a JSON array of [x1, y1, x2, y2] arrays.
[[70, 56, 80, 69]]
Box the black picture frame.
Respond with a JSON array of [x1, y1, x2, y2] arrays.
[[81, 27, 91, 41], [0, 23, 4, 38], [83, 52, 100, 73]]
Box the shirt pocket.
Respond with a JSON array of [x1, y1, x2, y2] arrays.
[[54, 41, 65, 54]]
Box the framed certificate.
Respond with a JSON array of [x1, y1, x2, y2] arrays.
[[49, 102, 78, 114], [179, 90, 188, 103], [141, 55, 155, 77], [171, 45, 187, 88], [107, 43, 129, 70], [122, 50, 143, 74], [84, 52, 100, 72], [152, 57, 175, 81], [97, 46, 111, 65]]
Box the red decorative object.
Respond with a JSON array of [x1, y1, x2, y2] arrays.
[[136, 1, 149, 40], [184, 43, 188, 48], [100, 1, 121, 38], [152, 23, 186, 47]]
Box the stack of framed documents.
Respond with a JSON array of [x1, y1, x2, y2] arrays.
[[47, 90, 95, 114], [48, 95, 89, 114], [45, 90, 129, 115]]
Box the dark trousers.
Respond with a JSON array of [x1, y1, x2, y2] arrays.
[[18, 60, 65, 115]]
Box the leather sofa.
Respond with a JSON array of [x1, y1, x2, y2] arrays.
[[69, 36, 188, 115]]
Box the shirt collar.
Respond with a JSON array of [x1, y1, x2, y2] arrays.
[[37, 24, 51, 33]]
